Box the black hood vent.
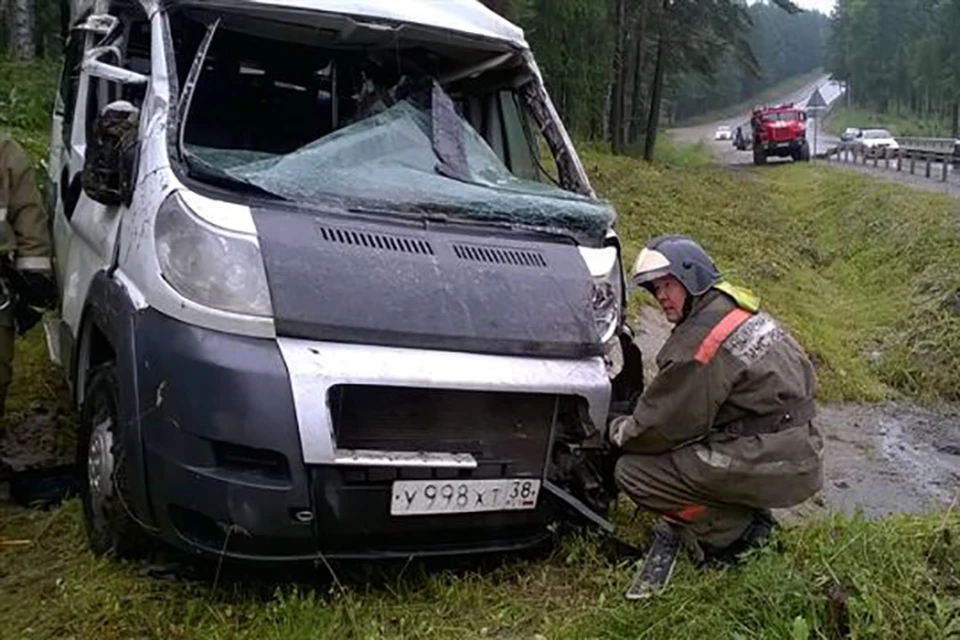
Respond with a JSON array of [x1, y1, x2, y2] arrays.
[[319, 225, 434, 256], [452, 243, 547, 268]]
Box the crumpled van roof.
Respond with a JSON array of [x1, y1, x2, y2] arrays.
[[166, 0, 529, 49]]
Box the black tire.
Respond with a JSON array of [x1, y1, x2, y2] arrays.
[[753, 147, 766, 165], [799, 141, 811, 162], [77, 364, 148, 558]]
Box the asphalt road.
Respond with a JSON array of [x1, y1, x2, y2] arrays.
[[669, 74, 842, 166], [669, 76, 960, 197]]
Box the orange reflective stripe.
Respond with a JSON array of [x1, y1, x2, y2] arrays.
[[664, 504, 706, 524], [694, 308, 752, 364], [679, 504, 706, 521]]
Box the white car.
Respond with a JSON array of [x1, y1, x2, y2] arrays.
[[714, 125, 732, 141], [855, 129, 899, 156]]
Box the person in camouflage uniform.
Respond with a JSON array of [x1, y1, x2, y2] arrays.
[[610, 234, 823, 598], [0, 132, 57, 416]]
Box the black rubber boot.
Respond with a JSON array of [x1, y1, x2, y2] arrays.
[[699, 509, 779, 568], [625, 519, 682, 599]]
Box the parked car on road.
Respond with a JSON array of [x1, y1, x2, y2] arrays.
[[840, 127, 861, 143], [853, 129, 899, 157], [714, 125, 732, 141]]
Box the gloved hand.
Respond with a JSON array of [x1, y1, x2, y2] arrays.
[[607, 414, 633, 449], [2, 267, 58, 335], [17, 269, 57, 310]]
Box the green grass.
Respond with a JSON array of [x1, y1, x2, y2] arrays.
[[0, 57, 59, 185], [2, 499, 959, 638], [825, 106, 954, 138], [674, 68, 826, 128], [3, 56, 960, 639], [577, 136, 715, 171]]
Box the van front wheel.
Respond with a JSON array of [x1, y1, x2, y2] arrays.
[[78, 364, 147, 558]]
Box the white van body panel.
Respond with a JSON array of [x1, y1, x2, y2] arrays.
[[110, 10, 276, 338], [173, 0, 528, 48]]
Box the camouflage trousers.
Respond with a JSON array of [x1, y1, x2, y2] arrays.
[[614, 449, 758, 555]]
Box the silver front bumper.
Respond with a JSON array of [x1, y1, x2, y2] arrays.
[[276, 338, 611, 465]]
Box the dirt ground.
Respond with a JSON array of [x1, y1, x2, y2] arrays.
[[0, 403, 71, 477], [632, 305, 960, 522]]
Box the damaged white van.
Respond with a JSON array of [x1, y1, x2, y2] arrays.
[[46, 0, 643, 561]]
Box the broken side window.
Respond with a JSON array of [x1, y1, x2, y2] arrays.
[[84, 2, 151, 147]]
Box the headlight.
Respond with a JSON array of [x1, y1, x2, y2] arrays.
[[154, 192, 273, 317], [592, 276, 621, 343], [582, 246, 623, 343]]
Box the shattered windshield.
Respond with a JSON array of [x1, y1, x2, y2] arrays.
[[172, 15, 614, 244]]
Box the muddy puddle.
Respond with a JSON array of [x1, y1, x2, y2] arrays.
[[0, 404, 72, 477], [632, 305, 960, 521]]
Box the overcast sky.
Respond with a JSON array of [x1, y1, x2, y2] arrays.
[[791, 0, 836, 15]]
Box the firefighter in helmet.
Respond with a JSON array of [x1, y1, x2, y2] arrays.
[[609, 234, 823, 598], [0, 132, 57, 415]]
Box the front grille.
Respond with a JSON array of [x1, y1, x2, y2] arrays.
[[328, 385, 566, 476]]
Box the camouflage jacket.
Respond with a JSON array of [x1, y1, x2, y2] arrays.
[[610, 289, 824, 507], [0, 133, 52, 273]]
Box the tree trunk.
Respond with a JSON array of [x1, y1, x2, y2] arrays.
[[628, 0, 649, 146], [643, 0, 669, 162], [11, 0, 34, 59], [952, 102, 959, 139], [609, 0, 628, 154], [616, 30, 630, 148]]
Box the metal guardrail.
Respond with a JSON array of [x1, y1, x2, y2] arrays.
[[895, 136, 958, 154], [820, 145, 958, 183]]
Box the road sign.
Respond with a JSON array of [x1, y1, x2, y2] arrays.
[[805, 87, 828, 158], [807, 87, 827, 109]]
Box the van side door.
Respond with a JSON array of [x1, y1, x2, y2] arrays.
[[54, 6, 151, 338]]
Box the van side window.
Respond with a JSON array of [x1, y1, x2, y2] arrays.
[[462, 91, 543, 183], [57, 32, 85, 143], [499, 91, 539, 182], [84, 9, 151, 144]]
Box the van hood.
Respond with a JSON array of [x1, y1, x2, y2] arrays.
[[251, 208, 603, 358]]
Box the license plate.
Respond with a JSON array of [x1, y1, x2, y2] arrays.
[[390, 478, 541, 516]]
